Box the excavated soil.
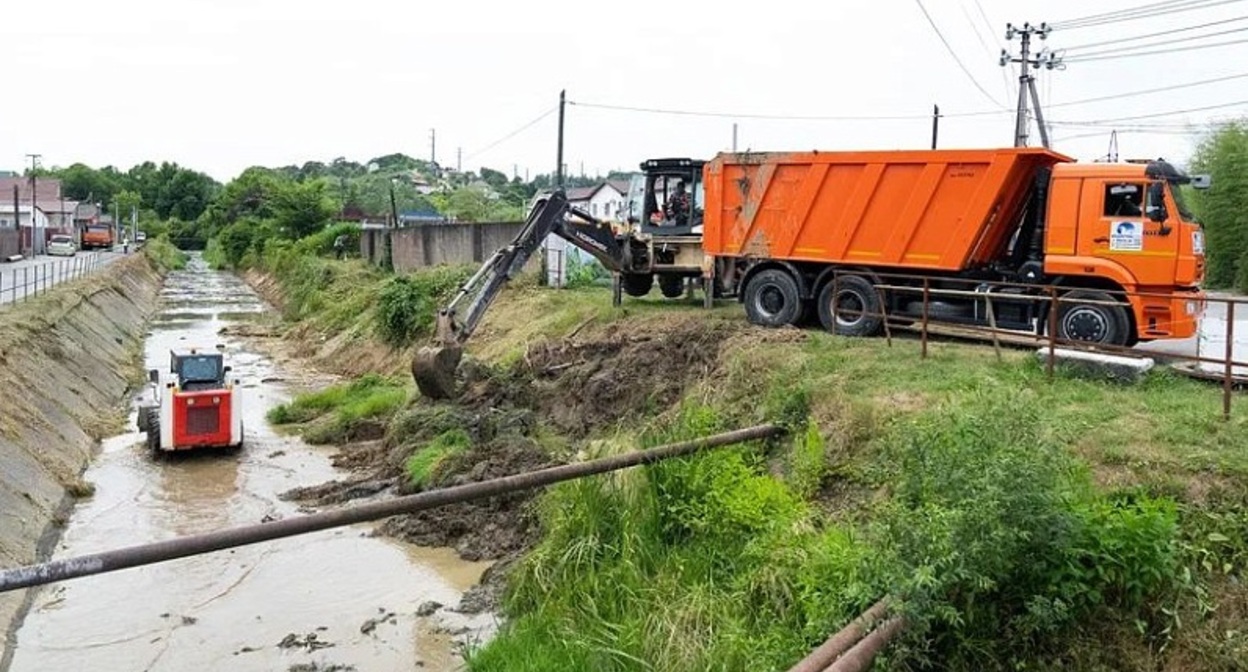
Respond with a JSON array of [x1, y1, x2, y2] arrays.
[[282, 314, 755, 611]]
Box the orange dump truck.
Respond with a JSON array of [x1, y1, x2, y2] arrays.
[[701, 148, 1205, 346]]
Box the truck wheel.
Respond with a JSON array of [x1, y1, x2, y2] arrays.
[[744, 269, 802, 327], [1056, 290, 1129, 346], [659, 275, 685, 299], [136, 406, 149, 432], [818, 275, 883, 337], [621, 273, 653, 297]]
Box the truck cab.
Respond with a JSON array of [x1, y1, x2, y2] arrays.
[[614, 158, 714, 300]]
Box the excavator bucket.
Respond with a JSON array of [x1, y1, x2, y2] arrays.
[[412, 345, 463, 400]]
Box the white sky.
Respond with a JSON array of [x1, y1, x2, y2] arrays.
[[3, 0, 1246, 182]]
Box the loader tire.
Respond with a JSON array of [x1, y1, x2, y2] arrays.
[[621, 273, 653, 297], [145, 408, 161, 455], [743, 269, 802, 328], [659, 275, 685, 299], [818, 274, 883, 337]]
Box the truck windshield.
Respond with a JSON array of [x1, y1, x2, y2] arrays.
[[1170, 183, 1196, 221]]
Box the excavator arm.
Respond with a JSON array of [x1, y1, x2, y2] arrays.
[[413, 190, 625, 399]]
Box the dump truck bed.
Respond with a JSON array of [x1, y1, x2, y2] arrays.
[[702, 148, 1072, 272]]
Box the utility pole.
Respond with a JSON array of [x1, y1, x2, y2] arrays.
[[457, 147, 462, 173], [732, 123, 738, 152], [26, 154, 41, 257], [1000, 23, 1060, 148], [556, 89, 566, 188], [12, 186, 19, 258], [430, 129, 436, 165], [931, 105, 940, 150]]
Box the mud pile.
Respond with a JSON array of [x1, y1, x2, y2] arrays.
[[0, 255, 164, 660]]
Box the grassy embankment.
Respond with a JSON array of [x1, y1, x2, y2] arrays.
[[248, 250, 1247, 671]]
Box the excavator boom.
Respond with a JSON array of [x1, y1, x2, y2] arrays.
[[413, 190, 624, 399]]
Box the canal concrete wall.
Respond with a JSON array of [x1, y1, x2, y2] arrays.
[[0, 254, 163, 664]]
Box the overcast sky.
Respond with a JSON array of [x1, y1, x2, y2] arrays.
[[3, 0, 1245, 182]]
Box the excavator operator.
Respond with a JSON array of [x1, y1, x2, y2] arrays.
[[664, 180, 691, 226]]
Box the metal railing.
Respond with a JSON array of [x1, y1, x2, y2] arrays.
[[0, 252, 107, 305], [822, 269, 1245, 419]]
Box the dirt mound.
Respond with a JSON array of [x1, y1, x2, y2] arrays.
[[379, 435, 553, 562], [460, 316, 742, 437]]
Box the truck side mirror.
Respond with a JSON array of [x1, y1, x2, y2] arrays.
[[148, 369, 159, 384], [1191, 174, 1212, 190]]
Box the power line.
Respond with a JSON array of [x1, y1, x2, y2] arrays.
[[1053, 0, 1246, 29], [1063, 24, 1248, 59], [1051, 98, 1248, 124], [1064, 36, 1248, 62], [913, 0, 1007, 108], [568, 99, 1008, 121], [1046, 71, 1248, 108], [1061, 14, 1248, 51], [462, 107, 557, 162]]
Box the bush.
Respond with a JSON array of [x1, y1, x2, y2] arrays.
[[299, 221, 360, 258], [143, 235, 188, 271], [267, 374, 408, 444], [374, 267, 472, 347]]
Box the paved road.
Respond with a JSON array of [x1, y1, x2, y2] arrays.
[[1136, 292, 1248, 377], [0, 247, 127, 306]]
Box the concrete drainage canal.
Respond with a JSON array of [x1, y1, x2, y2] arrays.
[[5, 254, 494, 672]]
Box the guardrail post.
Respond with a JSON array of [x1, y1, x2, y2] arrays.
[[876, 282, 892, 348], [920, 277, 930, 359], [984, 293, 1002, 361], [1225, 301, 1236, 421], [1047, 286, 1058, 380]]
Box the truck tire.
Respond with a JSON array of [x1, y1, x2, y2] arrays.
[[1055, 290, 1130, 346], [145, 408, 161, 455], [621, 273, 653, 297], [136, 406, 149, 432], [818, 275, 883, 337], [744, 269, 803, 327], [659, 275, 685, 299]]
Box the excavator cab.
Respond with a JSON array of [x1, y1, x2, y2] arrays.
[[629, 158, 705, 236]]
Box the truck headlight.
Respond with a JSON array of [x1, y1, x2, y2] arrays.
[[1186, 301, 1199, 316]]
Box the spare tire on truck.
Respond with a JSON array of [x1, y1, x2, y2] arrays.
[[659, 275, 685, 299]]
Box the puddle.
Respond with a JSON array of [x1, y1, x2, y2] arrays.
[[6, 254, 495, 671]]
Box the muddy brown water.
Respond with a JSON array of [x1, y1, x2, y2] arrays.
[[6, 254, 494, 671]]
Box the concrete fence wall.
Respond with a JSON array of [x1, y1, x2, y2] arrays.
[[361, 222, 528, 273]]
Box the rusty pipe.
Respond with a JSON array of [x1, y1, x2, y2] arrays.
[[825, 616, 907, 672], [787, 597, 891, 672], [0, 424, 784, 593]]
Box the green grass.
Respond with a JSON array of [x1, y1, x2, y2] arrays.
[[267, 374, 408, 444], [404, 429, 472, 487]]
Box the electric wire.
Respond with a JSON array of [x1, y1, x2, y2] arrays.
[[1052, 0, 1246, 30], [1063, 36, 1248, 62], [1060, 15, 1248, 51], [462, 107, 557, 162], [913, 0, 1008, 108], [1050, 98, 1248, 124], [1062, 24, 1248, 59]]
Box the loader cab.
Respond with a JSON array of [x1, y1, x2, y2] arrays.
[[629, 158, 705, 236], [169, 349, 228, 391]]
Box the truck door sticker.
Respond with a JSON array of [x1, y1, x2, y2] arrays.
[[1110, 221, 1143, 252]]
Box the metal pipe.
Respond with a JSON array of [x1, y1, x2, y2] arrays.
[[0, 424, 783, 593], [825, 616, 907, 672], [787, 597, 891, 672], [1225, 302, 1236, 421]]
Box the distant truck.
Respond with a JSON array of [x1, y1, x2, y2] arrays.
[[412, 147, 1208, 398], [80, 224, 115, 251], [138, 348, 244, 454]]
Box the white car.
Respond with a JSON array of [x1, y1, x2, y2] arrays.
[[48, 235, 77, 257]]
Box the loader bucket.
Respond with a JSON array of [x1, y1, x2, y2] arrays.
[[413, 345, 463, 399]]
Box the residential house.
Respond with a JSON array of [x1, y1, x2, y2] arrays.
[[565, 181, 627, 221], [0, 176, 61, 202], [1, 204, 52, 255], [37, 199, 79, 233]]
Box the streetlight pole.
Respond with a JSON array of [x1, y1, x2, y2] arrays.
[[25, 154, 41, 257]]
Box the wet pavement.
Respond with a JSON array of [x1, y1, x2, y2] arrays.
[[1137, 293, 1248, 378], [6, 254, 493, 671]]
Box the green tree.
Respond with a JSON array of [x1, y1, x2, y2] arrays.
[[1191, 121, 1248, 289], [272, 178, 338, 238], [113, 189, 142, 222]]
